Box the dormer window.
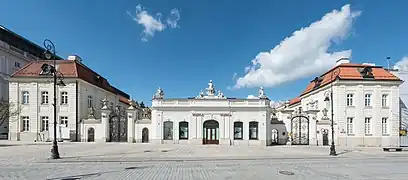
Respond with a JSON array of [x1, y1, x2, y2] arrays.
[[359, 67, 374, 79], [312, 76, 324, 89]]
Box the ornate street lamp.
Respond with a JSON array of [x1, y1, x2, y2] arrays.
[[324, 68, 340, 156], [42, 39, 65, 159]]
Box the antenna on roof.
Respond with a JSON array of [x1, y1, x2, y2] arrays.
[[386, 57, 391, 71]]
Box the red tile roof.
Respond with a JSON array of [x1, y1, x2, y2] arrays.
[[119, 96, 129, 104], [288, 97, 301, 106], [300, 63, 402, 96], [11, 60, 129, 97]]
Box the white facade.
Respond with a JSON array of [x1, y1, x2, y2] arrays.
[[8, 70, 129, 142], [0, 40, 38, 136], [147, 82, 271, 146], [0, 39, 38, 101], [275, 63, 403, 148]]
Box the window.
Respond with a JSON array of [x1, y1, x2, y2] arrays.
[[249, 121, 259, 140], [382, 117, 388, 135], [364, 94, 372, 107], [40, 116, 49, 132], [22, 91, 29, 104], [61, 92, 68, 105], [382, 94, 388, 107], [234, 122, 243, 140], [14, 62, 20, 68], [163, 121, 173, 140], [346, 94, 354, 106], [365, 117, 371, 135], [179, 122, 188, 140], [347, 117, 354, 135], [41, 91, 49, 104], [60, 116, 68, 127], [22, 116, 29, 132], [87, 95, 93, 108]]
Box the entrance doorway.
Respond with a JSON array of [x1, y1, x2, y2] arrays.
[[142, 128, 149, 143], [271, 129, 279, 145], [87, 127, 95, 142], [203, 120, 219, 145], [322, 129, 329, 146]]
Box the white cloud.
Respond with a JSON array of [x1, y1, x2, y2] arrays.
[[394, 56, 408, 71], [127, 5, 180, 42], [234, 4, 361, 89]]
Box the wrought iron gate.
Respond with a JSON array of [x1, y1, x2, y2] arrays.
[[291, 107, 309, 145], [109, 115, 128, 142]]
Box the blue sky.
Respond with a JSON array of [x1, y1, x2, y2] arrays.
[[1, 0, 407, 105]]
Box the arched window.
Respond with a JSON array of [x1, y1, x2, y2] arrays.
[[234, 122, 243, 140], [163, 121, 173, 140], [179, 121, 189, 140], [249, 121, 259, 140]]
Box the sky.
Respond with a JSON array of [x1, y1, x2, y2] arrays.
[[1, 0, 408, 105]]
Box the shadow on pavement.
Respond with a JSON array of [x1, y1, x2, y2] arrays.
[[46, 166, 150, 180], [336, 150, 354, 156]]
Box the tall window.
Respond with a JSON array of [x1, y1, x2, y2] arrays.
[[364, 94, 372, 107], [346, 94, 354, 106], [179, 122, 188, 140], [234, 122, 243, 140], [41, 91, 49, 104], [40, 116, 49, 132], [249, 121, 259, 140], [382, 94, 388, 107], [61, 92, 68, 105], [14, 61, 21, 68], [87, 95, 93, 108], [365, 117, 371, 135], [22, 116, 29, 132], [163, 121, 173, 140], [60, 116, 68, 127], [347, 117, 354, 135], [382, 117, 388, 135], [22, 91, 29, 104]]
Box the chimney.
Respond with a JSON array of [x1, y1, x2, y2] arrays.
[[67, 55, 82, 62], [336, 57, 350, 66]]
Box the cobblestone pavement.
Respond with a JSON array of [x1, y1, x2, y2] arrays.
[[0, 142, 407, 179]]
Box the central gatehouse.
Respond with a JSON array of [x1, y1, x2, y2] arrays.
[[149, 80, 272, 146]]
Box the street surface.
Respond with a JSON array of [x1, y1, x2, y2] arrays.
[[0, 142, 407, 179]]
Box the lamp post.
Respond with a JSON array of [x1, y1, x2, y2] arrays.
[[42, 39, 66, 159], [324, 68, 340, 156]]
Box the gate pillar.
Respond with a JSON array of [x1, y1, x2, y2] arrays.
[[127, 105, 137, 143], [101, 107, 111, 142], [305, 110, 319, 146]]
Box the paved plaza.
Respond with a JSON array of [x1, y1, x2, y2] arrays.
[[0, 142, 407, 179]]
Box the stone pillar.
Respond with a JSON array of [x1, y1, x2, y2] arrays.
[[100, 108, 111, 142], [127, 106, 137, 143], [306, 110, 319, 145]]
